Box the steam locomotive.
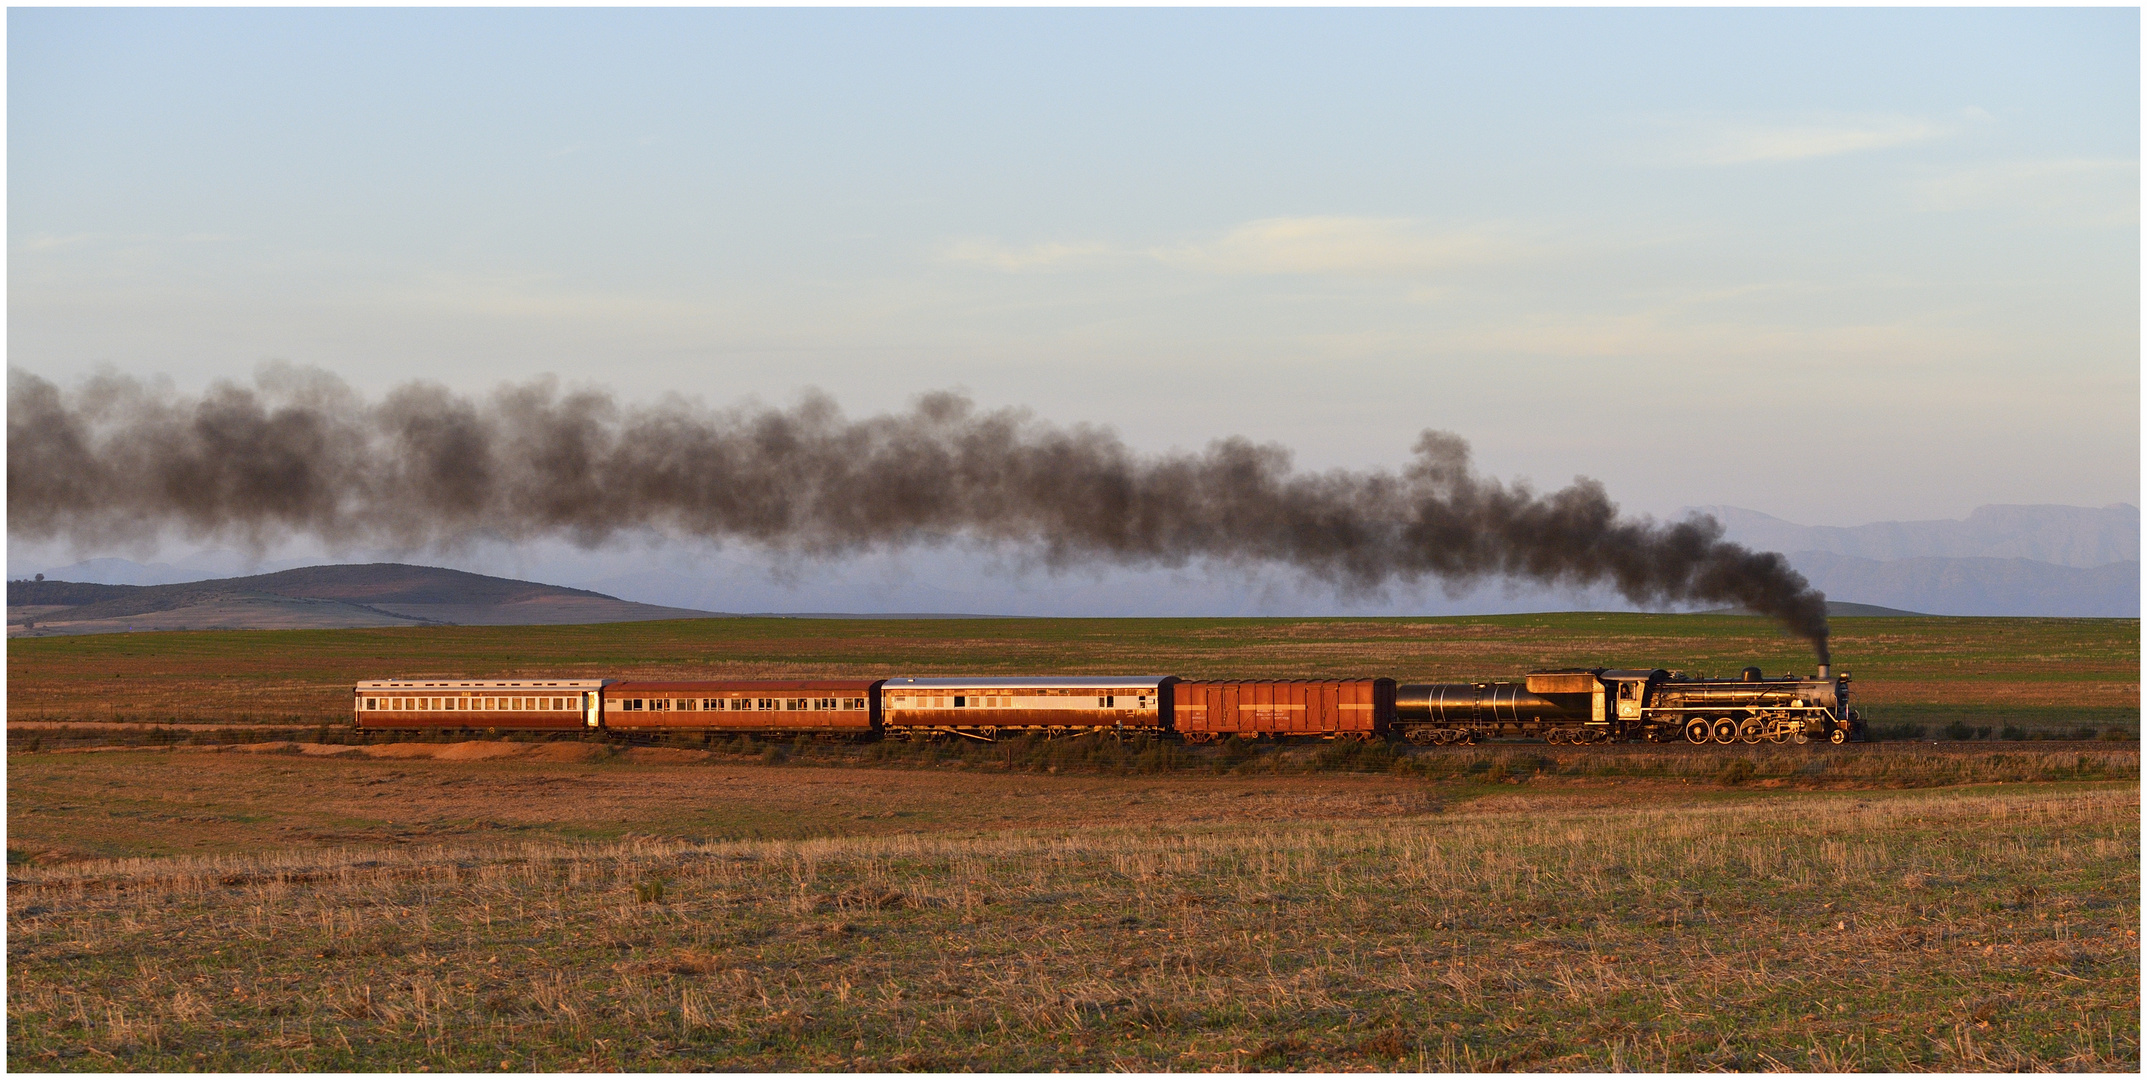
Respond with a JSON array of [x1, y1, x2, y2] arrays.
[[354, 666, 1860, 746]]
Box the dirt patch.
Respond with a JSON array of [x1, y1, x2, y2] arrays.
[[523, 742, 611, 763], [358, 743, 456, 760], [621, 747, 713, 765], [432, 742, 534, 762]]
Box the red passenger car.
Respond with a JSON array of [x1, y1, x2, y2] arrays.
[[600, 680, 880, 735], [1169, 679, 1395, 742]]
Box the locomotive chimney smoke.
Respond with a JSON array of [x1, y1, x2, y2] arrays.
[[9, 366, 1830, 660]]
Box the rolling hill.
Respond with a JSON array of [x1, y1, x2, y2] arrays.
[[6, 563, 724, 637]]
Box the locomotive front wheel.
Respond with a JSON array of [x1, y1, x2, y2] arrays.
[[1738, 718, 1764, 744], [1792, 730, 1810, 745], [1684, 718, 1711, 744], [1829, 728, 1847, 745]]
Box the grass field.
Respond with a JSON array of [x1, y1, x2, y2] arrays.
[[5, 613, 2138, 732], [9, 614, 2138, 1070], [7, 753, 2137, 1071]]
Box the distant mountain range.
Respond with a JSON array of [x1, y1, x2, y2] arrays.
[[1681, 502, 2139, 618], [7, 564, 718, 637], [1685, 502, 2138, 568], [14, 503, 2138, 629]]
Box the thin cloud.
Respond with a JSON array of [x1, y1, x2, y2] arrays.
[[1457, 310, 1993, 365], [1152, 216, 1538, 277], [944, 217, 1542, 278], [1912, 158, 2138, 225], [939, 237, 1123, 272], [1657, 113, 1951, 165]]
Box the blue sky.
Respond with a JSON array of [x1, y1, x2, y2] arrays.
[[10, 7, 2138, 549]]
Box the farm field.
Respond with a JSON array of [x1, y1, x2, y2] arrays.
[[8, 613, 2138, 1070], [5, 613, 2139, 734], [6, 748, 2138, 1071]]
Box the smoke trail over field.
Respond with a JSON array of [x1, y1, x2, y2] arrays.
[[9, 367, 1830, 659]]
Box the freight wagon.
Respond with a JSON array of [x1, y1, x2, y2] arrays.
[[1172, 679, 1395, 742]]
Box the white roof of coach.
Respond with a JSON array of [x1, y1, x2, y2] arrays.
[[355, 679, 611, 691], [881, 676, 1173, 691]]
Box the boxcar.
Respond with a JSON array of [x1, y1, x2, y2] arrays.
[[600, 680, 880, 735], [355, 679, 610, 732], [879, 676, 1176, 740], [1170, 679, 1395, 742]]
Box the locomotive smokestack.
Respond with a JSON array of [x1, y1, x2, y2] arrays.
[[1818, 663, 1831, 679], [8, 365, 1833, 657]]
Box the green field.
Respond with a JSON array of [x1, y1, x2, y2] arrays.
[[6, 613, 2137, 732]]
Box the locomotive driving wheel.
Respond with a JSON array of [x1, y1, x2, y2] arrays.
[[1684, 718, 1711, 744], [1738, 718, 1764, 744], [1768, 725, 1791, 745], [1711, 718, 1740, 744]]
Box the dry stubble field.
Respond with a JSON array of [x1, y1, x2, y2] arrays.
[[5, 746, 2140, 1072], [7, 613, 2140, 1070]]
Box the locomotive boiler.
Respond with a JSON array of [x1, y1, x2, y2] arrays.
[[1395, 666, 1858, 746]]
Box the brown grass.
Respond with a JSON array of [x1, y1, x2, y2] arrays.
[[8, 784, 2136, 1071]]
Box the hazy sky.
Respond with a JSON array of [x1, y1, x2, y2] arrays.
[[10, 7, 2139, 536]]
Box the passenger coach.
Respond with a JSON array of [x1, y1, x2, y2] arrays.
[[878, 676, 1175, 740], [355, 679, 610, 732], [601, 679, 880, 735]]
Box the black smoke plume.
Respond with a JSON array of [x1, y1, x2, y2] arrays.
[[8, 367, 1829, 661]]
